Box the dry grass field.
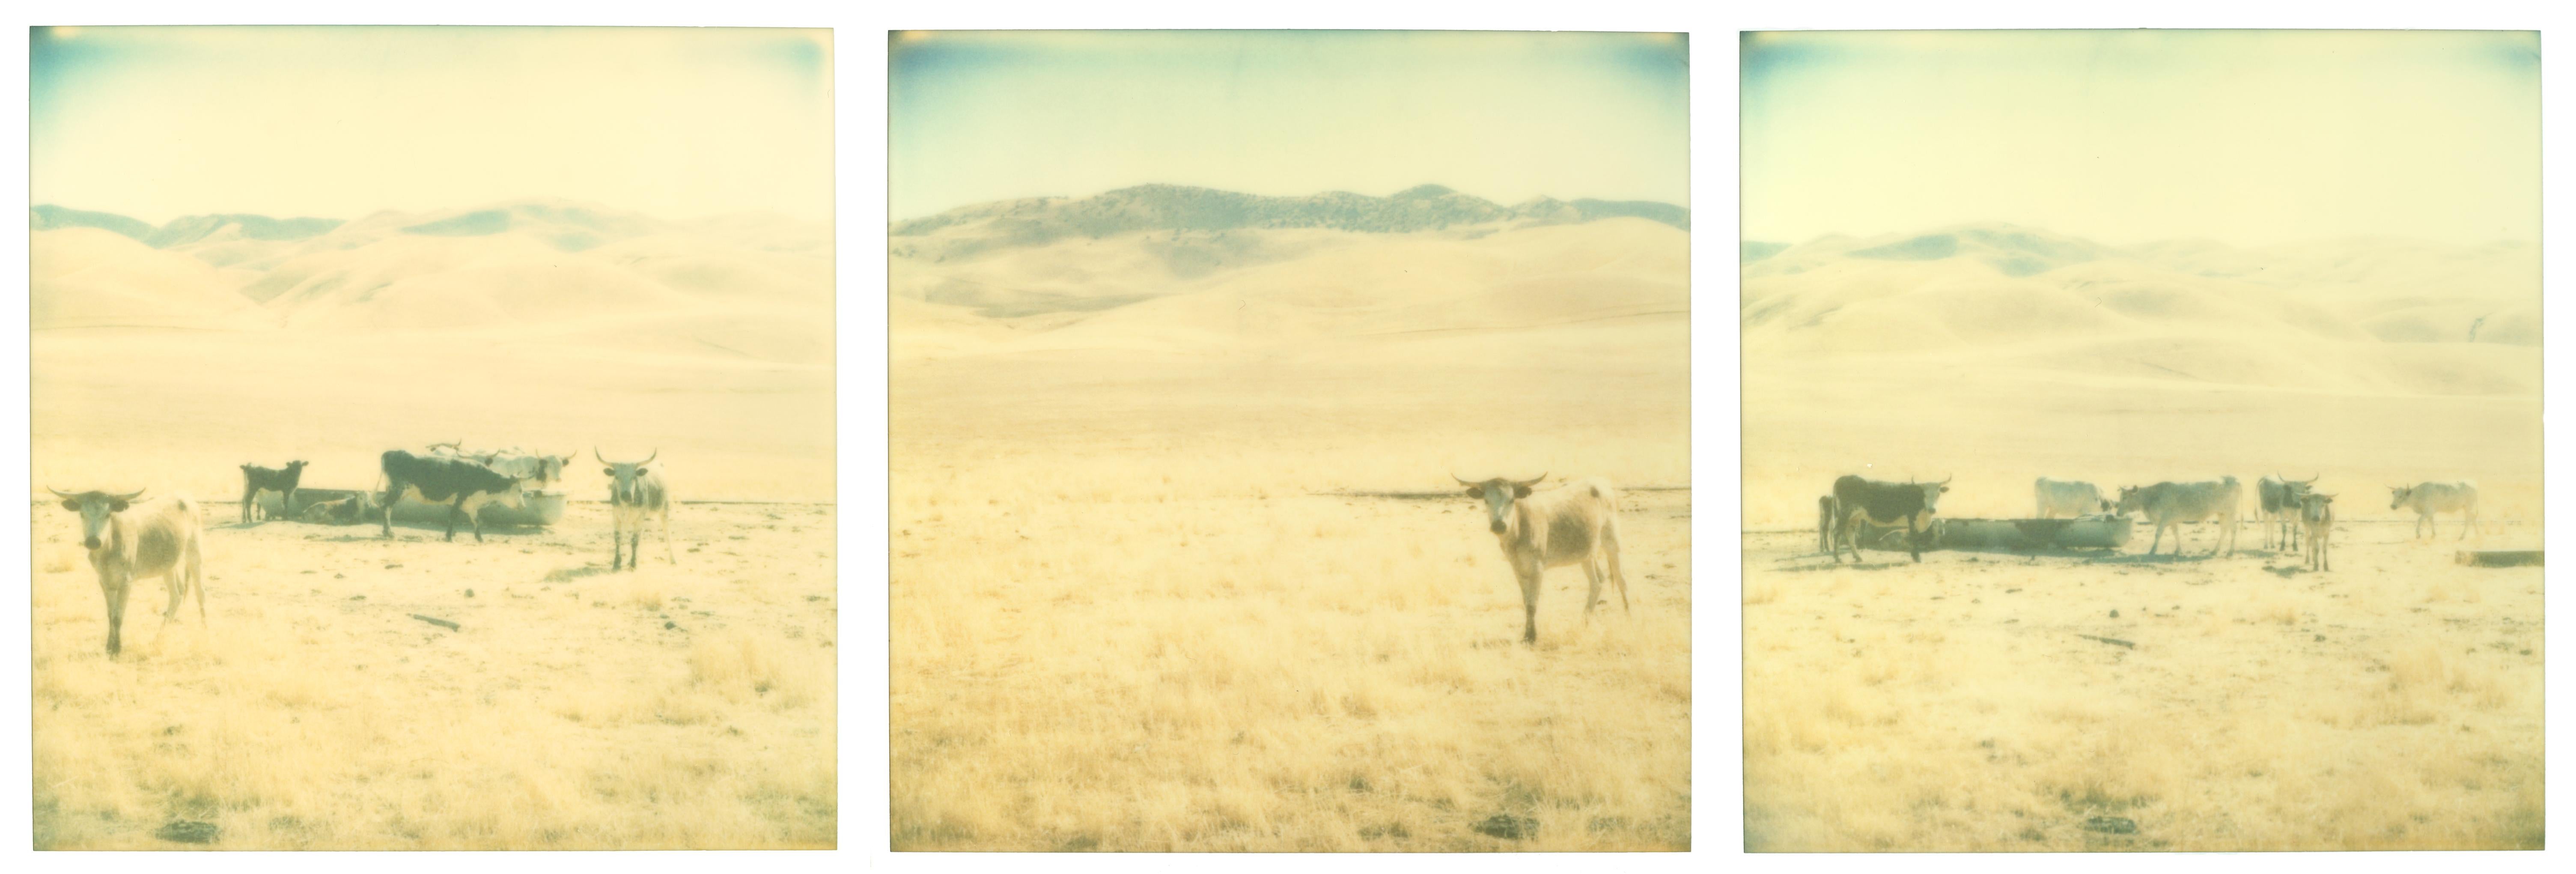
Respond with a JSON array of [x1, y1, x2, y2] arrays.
[[890, 213, 1693, 850], [1740, 226, 2543, 851], [1742, 526, 2542, 851], [31, 501, 838, 849]]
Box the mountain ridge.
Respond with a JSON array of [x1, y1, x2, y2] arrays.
[[890, 184, 1689, 260]]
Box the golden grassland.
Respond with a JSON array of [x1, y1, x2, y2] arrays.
[[31, 502, 837, 849], [1742, 521, 2543, 851], [890, 344, 1692, 851]]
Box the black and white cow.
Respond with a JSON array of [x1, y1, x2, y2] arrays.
[[378, 450, 527, 542], [1829, 474, 1950, 564]]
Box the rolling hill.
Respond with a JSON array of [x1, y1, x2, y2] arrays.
[[28, 201, 833, 366]]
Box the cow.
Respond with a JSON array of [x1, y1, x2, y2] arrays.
[[1829, 475, 1949, 564], [2390, 481, 2480, 540], [474, 449, 572, 490], [378, 450, 527, 542], [238, 460, 308, 523], [1456, 474, 1627, 645], [2115, 477, 2242, 557], [2256, 474, 2318, 550], [1816, 495, 1840, 554], [296, 491, 379, 525], [2300, 493, 2336, 571], [48, 489, 206, 656], [598, 449, 675, 571], [2034, 477, 2111, 519]]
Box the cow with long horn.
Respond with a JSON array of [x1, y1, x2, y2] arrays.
[[1456, 472, 1628, 645], [48, 487, 205, 656], [598, 448, 675, 571]]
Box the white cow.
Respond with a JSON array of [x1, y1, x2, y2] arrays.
[[2257, 474, 2318, 550], [1457, 474, 1628, 644], [2301, 493, 2336, 571], [2115, 477, 2242, 557], [2034, 477, 2111, 519], [48, 489, 206, 656], [2390, 481, 2479, 540], [597, 449, 675, 571]]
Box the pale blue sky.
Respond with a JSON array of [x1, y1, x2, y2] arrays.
[[889, 31, 1689, 221], [1744, 30, 2540, 247], [33, 26, 832, 224]]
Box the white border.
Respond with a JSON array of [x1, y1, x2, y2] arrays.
[[8, 1, 2574, 872]]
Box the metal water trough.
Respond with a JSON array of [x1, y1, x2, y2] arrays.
[[1935, 515, 2132, 551], [258, 487, 568, 527]]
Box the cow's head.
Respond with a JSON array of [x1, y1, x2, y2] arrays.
[[286, 460, 308, 476], [2114, 485, 2144, 515], [1909, 475, 1953, 513], [49, 487, 143, 551], [598, 448, 658, 505], [2305, 492, 2337, 521], [1456, 473, 1546, 536], [2388, 485, 2411, 510]]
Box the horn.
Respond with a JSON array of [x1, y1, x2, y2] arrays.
[[1516, 472, 1548, 486], [114, 489, 146, 502], [594, 447, 610, 464], [1453, 474, 1477, 486], [1938, 474, 1952, 485], [640, 449, 657, 465], [47, 487, 74, 499], [2304, 473, 2319, 484]]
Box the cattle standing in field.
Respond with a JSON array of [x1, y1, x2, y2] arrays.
[[1456, 474, 1627, 645], [1816, 495, 1839, 554], [2390, 481, 2480, 540], [2257, 474, 2318, 550], [238, 460, 307, 523], [2034, 477, 2111, 519], [378, 450, 527, 542], [48, 489, 205, 656], [598, 449, 674, 571], [1829, 475, 1949, 564], [2301, 493, 2336, 571], [2115, 477, 2242, 557]]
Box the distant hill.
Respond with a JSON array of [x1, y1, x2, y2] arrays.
[[31, 204, 342, 248], [1741, 222, 2539, 397], [30, 205, 155, 241], [891, 184, 1689, 260], [28, 200, 834, 363], [1742, 241, 1789, 262]]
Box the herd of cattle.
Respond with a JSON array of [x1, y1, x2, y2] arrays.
[[45, 441, 675, 656], [1819, 473, 2486, 571]]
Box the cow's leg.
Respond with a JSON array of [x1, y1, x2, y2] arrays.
[[241, 482, 255, 523], [445, 496, 465, 542], [187, 536, 207, 626], [1518, 564, 1541, 645], [2460, 507, 2475, 541], [99, 572, 130, 656], [1581, 556, 1605, 621], [283, 486, 297, 521], [1604, 521, 1630, 614], [382, 480, 400, 538], [2148, 523, 2164, 555]]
